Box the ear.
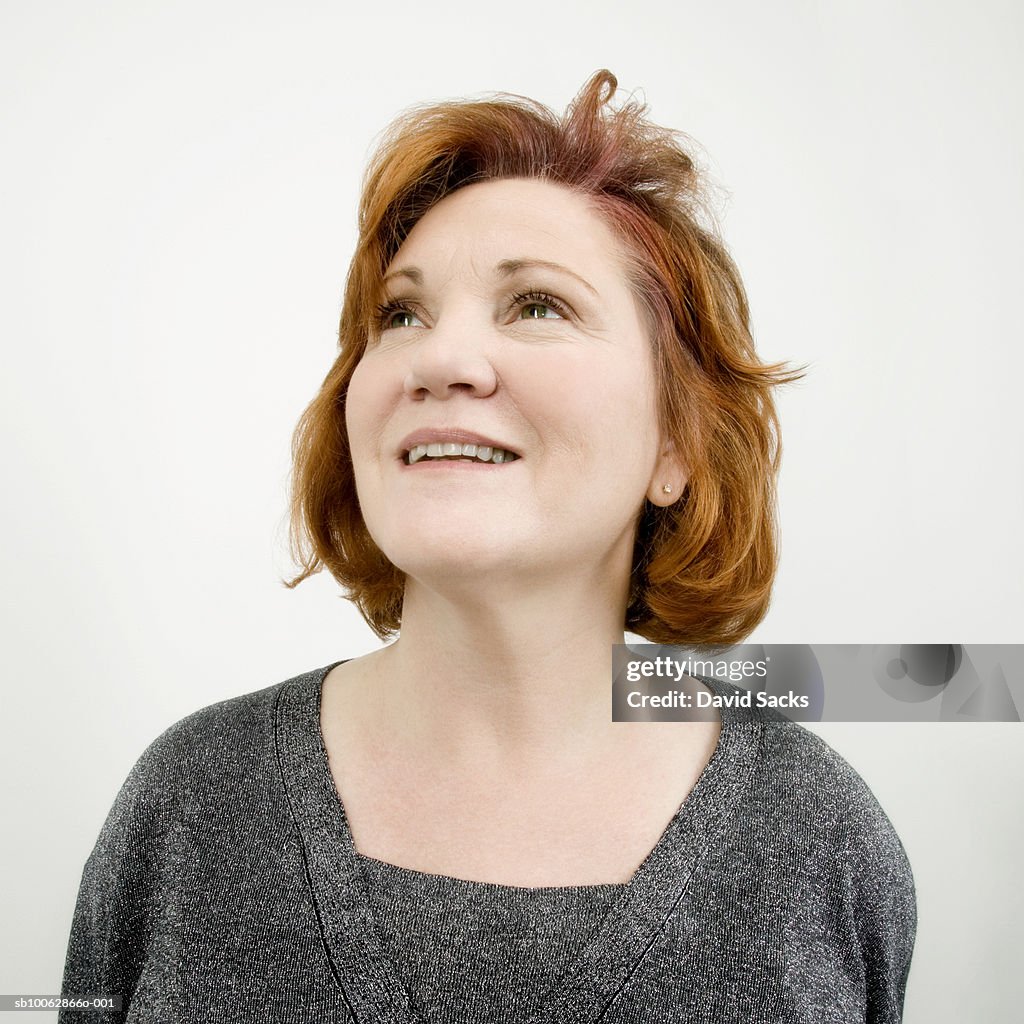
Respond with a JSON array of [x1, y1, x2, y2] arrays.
[[646, 438, 688, 507]]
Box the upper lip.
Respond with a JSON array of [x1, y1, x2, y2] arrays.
[[398, 428, 520, 457]]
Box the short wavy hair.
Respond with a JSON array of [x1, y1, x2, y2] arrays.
[[286, 69, 801, 645]]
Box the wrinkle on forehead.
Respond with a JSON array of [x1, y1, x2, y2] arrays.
[[382, 178, 628, 291]]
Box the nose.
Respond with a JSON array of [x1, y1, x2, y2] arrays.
[[402, 314, 498, 401]]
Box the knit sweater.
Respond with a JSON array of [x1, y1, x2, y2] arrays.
[[59, 661, 917, 1023]]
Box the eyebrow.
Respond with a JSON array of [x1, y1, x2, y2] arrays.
[[383, 258, 598, 297], [496, 258, 598, 297], [383, 266, 423, 287]]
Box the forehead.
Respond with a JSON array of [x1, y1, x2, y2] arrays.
[[388, 178, 629, 283]]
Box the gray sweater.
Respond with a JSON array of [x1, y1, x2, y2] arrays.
[[59, 661, 917, 1022]]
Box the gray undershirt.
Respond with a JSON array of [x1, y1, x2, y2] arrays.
[[358, 852, 622, 1023]]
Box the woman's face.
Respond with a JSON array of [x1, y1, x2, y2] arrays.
[[346, 177, 682, 593]]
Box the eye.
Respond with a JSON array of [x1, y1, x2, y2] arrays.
[[519, 302, 561, 320], [376, 301, 424, 331], [511, 291, 568, 321]]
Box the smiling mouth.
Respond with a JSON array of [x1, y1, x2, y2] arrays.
[[404, 442, 520, 466]]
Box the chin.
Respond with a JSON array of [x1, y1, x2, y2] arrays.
[[386, 536, 526, 585], [370, 501, 532, 568]]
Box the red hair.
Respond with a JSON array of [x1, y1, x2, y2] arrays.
[[286, 70, 802, 644]]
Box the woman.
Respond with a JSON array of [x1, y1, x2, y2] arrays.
[[60, 71, 916, 1022]]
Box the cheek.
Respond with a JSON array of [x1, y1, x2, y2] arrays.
[[344, 366, 367, 447], [528, 374, 660, 490], [559, 353, 659, 442], [594, 367, 663, 484], [344, 357, 391, 455]]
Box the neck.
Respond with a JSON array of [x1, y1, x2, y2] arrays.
[[370, 569, 630, 763]]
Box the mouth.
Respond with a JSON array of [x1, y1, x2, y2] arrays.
[[403, 441, 520, 466]]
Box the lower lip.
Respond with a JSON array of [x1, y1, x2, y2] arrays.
[[400, 457, 519, 471]]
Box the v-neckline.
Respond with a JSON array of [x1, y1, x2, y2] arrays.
[[275, 661, 763, 1023]]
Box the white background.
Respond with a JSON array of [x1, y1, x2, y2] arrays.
[[2, 1, 1022, 1020]]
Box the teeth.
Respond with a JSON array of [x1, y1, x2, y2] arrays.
[[405, 442, 518, 465]]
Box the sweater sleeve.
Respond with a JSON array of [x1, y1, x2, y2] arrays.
[[842, 785, 918, 1024], [58, 733, 176, 1023], [779, 752, 917, 1024]]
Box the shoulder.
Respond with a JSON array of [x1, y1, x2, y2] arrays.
[[756, 711, 910, 860], [756, 713, 882, 813], [760, 720, 917, 904], [764, 716, 908, 849], [705, 676, 908, 838], [723, 694, 917, 931], [82, 664, 332, 878], [109, 664, 329, 818], [703, 677, 916, 890]]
